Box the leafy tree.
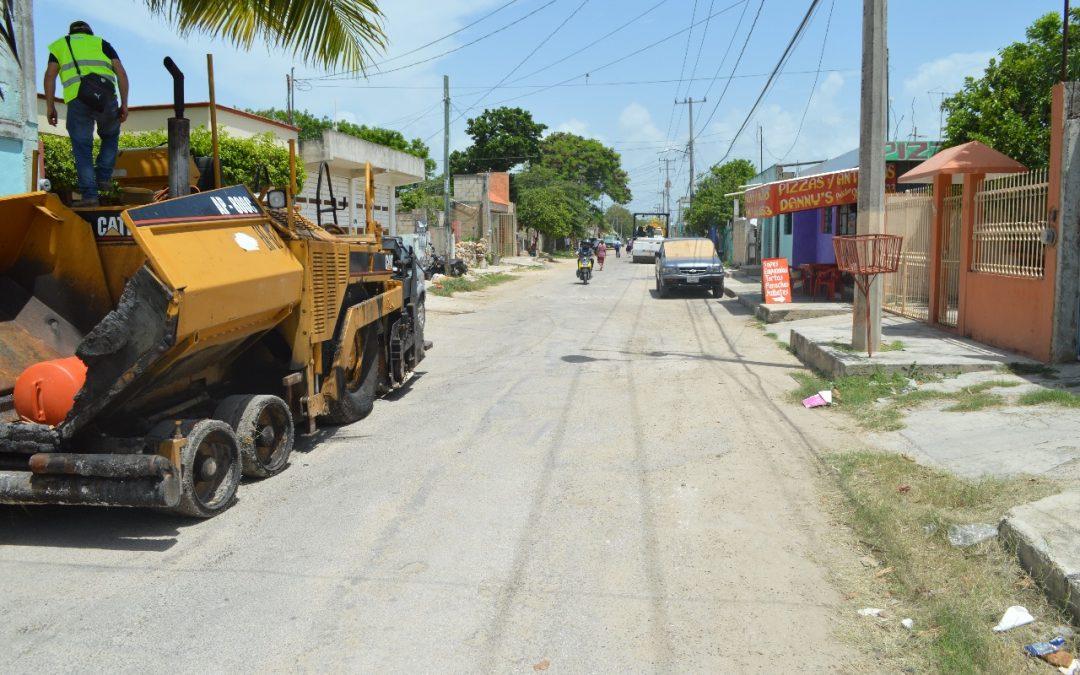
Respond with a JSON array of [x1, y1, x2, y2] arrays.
[[515, 165, 595, 240], [684, 159, 756, 236], [450, 107, 547, 174], [537, 132, 631, 204], [943, 9, 1080, 168], [143, 0, 385, 71], [605, 204, 633, 238]]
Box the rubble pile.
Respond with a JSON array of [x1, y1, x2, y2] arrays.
[[456, 239, 490, 268]]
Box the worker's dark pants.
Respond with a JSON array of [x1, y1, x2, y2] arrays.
[[66, 97, 120, 200]]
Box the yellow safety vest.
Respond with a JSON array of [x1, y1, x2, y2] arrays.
[[47, 34, 116, 103]]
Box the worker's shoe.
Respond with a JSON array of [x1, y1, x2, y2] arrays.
[[71, 197, 100, 207]]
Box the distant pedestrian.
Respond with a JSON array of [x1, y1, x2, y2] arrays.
[[614, 239, 622, 258], [596, 241, 607, 270]]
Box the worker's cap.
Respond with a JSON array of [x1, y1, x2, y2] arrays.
[[68, 21, 93, 35]]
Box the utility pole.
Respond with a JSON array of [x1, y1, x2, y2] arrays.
[[287, 67, 295, 126], [661, 157, 674, 218], [677, 97, 706, 206], [758, 125, 764, 173], [853, 0, 888, 352], [443, 75, 453, 274], [1064, 0, 1071, 83]]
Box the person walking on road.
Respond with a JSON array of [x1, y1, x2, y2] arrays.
[[614, 239, 622, 258], [596, 241, 607, 271], [43, 20, 129, 207]]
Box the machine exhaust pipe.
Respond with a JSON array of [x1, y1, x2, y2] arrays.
[[163, 56, 190, 198]]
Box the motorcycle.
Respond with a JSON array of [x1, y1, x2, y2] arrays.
[[576, 253, 594, 284], [423, 253, 467, 280]]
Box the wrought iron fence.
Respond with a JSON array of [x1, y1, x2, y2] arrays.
[[972, 169, 1048, 278], [883, 186, 933, 321], [938, 187, 963, 327]]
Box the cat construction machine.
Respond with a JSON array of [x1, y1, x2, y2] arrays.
[[0, 59, 428, 517]]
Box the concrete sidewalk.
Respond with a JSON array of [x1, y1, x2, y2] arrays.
[[724, 275, 851, 323]]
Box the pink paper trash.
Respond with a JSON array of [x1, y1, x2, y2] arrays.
[[802, 390, 833, 409]]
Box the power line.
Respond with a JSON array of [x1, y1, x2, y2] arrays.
[[309, 0, 559, 81], [775, 0, 835, 161], [471, 0, 748, 112], [455, 0, 592, 122], [716, 0, 823, 164], [307, 69, 851, 91], [693, 0, 765, 139], [507, 0, 673, 84]]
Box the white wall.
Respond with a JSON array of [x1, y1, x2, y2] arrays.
[[298, 166, 392, 233]]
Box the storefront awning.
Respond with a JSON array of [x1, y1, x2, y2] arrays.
[[744, 168, 859, 219]]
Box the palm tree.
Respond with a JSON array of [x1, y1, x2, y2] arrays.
[[144, 0, 385, 72], [2, 0, 385, 73]]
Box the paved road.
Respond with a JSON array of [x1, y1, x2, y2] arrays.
[[1, 257, 855, 672]]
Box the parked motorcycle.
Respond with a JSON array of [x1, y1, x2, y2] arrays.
[[577, 253, 594, 284], [423, 253, 467, 280]]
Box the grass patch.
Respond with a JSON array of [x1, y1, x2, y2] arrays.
[[1019, 388, 1080, 408], [790, 372, 1020, 431], [429, 272, 517, 297], [764, 332, 778, 340], [550, 250, 578, 259], [828, 451, 1063, 673], [828, 339, 905, 353]]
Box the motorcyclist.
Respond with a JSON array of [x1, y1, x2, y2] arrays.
[[577, 239, 594, 259]]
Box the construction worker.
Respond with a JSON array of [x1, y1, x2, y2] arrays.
[[43, 20, 129, 207]]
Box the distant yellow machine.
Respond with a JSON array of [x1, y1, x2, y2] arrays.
[[0, 155, 428, 517]]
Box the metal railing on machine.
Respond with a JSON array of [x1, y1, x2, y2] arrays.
[[972, 169, 1049, 278]]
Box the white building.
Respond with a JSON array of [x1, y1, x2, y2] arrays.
[[37, 96, 299, 147], [299, 129, 426, 235]]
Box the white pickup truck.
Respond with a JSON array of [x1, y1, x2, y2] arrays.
[[631, 236, 664, 263]]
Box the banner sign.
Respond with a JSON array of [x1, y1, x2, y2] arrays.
[[744, 183, 777, 219], [761, 257, 792, 304], [744, 169, 859, 218], [885, 141, 941, 161]]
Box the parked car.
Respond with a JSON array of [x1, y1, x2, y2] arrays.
[[654, 237, 725, 298], [603, 235, 620, 248]]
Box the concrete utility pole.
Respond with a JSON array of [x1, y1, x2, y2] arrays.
[[677, 97, 706, 206], [853, 0, 888, 352], [1064, 0, 1072, 83], [443, 75, 453, 274], [662, 157, 674, 217]]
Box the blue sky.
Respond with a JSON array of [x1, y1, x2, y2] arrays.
[[34, 0, 1063, 211]]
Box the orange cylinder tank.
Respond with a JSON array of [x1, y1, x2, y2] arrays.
[[13, 356, 88, 426]]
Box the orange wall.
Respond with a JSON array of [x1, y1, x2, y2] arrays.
[[962, 274, 1054, 361], [488, 172, 510, 205]]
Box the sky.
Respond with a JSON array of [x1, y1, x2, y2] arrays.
[[34, 0, 1064, 212]]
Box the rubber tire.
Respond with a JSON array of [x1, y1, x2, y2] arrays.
[[171, 419, 242, 518], [214, 394, 294, 479], [711, 281, 725, 298], [656, 276, 668, 298], [325, 321, 380, 425]]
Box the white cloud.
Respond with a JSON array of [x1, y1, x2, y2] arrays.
[[896, 51, 993, 141], [618, 102, 664, 144], [553, 118, 590, 136]]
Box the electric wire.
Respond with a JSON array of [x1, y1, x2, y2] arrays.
[[309, 0, 559, 81], [715, 0, 824, 164], [775, 0, 835, 161], [693, 0, 765, 139]]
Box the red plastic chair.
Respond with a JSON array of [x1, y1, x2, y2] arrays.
[[814, 267, 842, 301]]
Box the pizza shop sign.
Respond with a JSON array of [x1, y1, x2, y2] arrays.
[[744, 168, 859, 218]]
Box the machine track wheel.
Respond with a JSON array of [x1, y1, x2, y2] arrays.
[[325, 320, 380, 425], [215, 395, 294, 479], [171, 419, 242, 518]]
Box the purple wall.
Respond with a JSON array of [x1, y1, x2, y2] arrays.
[[817, 207, 837, 264], [791, 210, 819, 266]]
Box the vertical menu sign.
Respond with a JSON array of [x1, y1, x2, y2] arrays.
[[761, 257, 792, 304]]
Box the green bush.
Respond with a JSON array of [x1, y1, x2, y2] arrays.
[[42, 126, 305, 195]]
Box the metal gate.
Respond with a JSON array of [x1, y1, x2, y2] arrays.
[[938, 187, 963, 327], [883, 187, 933, 320]]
